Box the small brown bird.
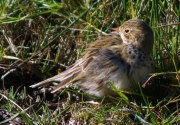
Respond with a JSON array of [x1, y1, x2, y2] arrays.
[[30, 19, 154, 97]]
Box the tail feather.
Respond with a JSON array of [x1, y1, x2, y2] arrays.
[[51, 70, 81, 93], [29, 74, 63, 88], [30, 59, 84, 91]]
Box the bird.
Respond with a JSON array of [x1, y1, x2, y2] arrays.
[[30, 19, 154, 97]]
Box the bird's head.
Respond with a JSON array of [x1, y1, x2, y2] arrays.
[[112, 19, 154, 54]]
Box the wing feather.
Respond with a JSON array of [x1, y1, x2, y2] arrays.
[[30, 34, 123, 93]]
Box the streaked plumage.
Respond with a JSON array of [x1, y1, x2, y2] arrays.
[[30, 19, 154, 97]]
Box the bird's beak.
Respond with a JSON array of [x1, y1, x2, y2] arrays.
[[111, 28, 121, 33]]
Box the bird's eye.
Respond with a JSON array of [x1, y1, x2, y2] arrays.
[[125, 29, 129, 33]]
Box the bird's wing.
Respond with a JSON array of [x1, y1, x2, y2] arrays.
[[30, 34, 123, 93]]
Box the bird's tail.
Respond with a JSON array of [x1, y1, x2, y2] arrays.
[[30, 59, 84, 93]]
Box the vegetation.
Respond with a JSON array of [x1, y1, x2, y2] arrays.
[[0, 0, 179, 124]]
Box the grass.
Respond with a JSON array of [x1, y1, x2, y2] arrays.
[[0, 0, 180, 124]]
